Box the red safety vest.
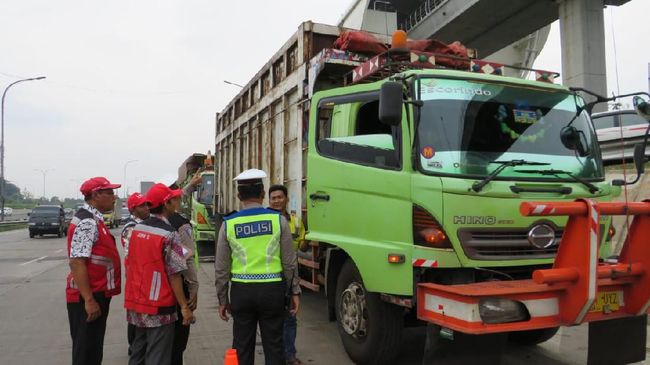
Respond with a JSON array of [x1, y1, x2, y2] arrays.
[[124, 219, 177, 315], [66, 209, 122, 303]]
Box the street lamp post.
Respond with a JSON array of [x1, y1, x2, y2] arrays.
[[1, 76, 46, 221], [34, 168, 53, 200], [223, 80, 244, 88], [123, 160, 138, 199]]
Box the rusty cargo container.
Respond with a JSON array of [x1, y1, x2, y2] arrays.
[[215, 21, 373, 217]]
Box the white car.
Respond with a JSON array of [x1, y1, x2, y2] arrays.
[[592, 110, 649, 163], [2, 207, 13, 216]]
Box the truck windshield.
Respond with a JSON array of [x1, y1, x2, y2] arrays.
[[416, 77, 603, 180], [198, 173, 214, 205]]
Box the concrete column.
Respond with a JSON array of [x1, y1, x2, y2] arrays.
[[559, 0, 608, 112]]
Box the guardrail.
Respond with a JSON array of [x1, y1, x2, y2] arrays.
[[399, 0, 449, 33], [0, 219, 28, 226]]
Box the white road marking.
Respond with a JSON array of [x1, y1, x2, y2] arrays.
[[55, 249, 63, 254], [20, 256, 48, 266]]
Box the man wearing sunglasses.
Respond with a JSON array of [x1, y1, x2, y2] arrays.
[[66, 177, 122, 365]]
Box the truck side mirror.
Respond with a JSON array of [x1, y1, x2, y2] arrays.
[[633, 96, 650, 121], [379, 81, 403, 126]]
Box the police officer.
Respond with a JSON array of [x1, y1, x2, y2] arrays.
[[125, 183, 194, 365], [66, 177, 122, 365], [215, 169, 301, 365]]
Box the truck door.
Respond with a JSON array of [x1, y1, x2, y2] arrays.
[[307, 91, 412, 293]]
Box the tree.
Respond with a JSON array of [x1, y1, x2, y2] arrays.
[[0, 178, 22, 202]]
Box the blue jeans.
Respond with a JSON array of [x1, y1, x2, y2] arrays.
[[283, 312, 297, 359]]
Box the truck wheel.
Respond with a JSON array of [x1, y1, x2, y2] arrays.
[[335, 260, 403, 364], [29, 230, 35, 238], [509, 327, 559, 346], [57, 228, 63, 238]]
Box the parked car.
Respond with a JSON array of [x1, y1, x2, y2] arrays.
[[2, 207, 13, 216], [28, 205, 68, 238], [592, 110, 650, 163]]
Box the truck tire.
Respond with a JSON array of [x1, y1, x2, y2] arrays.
[[508, 327, 559, 346], [29, 230, 35, 238], [57, 228, 63, 238], [335, 260, 403, 364]]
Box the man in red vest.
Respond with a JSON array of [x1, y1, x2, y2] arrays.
[[125, 183, 194, 365], [120, 192, 150, 358], [66, 177, 122, 365]]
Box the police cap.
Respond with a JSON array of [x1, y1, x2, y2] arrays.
[[234, 169, 267, 186]]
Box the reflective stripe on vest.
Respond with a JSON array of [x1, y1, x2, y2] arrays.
[[225, 208, 282, 283]]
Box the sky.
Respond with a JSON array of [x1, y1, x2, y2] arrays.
[[0, 0, 648, 200]]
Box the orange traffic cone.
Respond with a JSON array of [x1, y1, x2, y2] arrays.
[[224, 348, 238, 365]]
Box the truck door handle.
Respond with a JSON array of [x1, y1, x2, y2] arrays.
[[309, 193, 330, 202]]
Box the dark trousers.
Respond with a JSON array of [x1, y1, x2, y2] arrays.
[[67, 292, 111, 365], [129, 323, 175, 365], [283, 312, 298, 359], [171, 282, 191, 365], [230, 281, 286, 365], [128, 323, 136, 349]]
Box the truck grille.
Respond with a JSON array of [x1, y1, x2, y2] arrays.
[[457, 228, 563, 260]]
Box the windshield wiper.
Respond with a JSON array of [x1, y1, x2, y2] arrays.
[[515, 169, 599, 194], [471, 160, 550, 192]]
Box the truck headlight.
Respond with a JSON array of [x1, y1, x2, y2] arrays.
[[28, 222, 36, 226], [478, 298, 529, 324]]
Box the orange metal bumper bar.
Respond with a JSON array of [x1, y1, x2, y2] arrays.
[[417, 199, 650, 334]]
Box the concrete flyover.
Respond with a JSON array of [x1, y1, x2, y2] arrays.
[[398, 0, 632, 110], [403, 0, 630, 56]]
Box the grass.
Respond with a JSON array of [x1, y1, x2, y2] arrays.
[[0, 223, 27, 233]]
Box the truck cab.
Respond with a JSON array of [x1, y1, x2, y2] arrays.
[[306, 68, 617, 363]]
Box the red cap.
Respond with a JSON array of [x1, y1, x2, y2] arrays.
[[80, 177, 121, 196], [127, 193, 146, 211], [145, 183, 183, 208]]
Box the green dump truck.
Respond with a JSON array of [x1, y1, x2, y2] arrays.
[[213, 22, 641, 364], [177, 152, 218, 258]]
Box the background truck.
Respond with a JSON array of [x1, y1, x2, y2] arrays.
[[177, 152, 218, 258], [214, 22, 643, 364], [102, 198, 122, 229]]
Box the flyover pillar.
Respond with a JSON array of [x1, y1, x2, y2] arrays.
[[559, 0, 608, 112]]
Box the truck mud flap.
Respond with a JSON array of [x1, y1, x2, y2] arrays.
[[588, 315, 647, 365]]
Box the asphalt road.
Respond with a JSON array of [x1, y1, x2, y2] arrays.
[[0, 227, 647, 364]]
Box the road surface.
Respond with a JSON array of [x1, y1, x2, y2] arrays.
[[0, 227, 647, 364]]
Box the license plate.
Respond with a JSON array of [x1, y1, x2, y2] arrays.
[[589, 291, 620, 313]]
